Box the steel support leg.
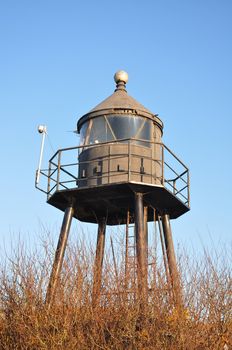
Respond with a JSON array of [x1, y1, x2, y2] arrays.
[[92, 220, 106, 306], [125, 209, 130, 289], [161, 214, 182, 307], [157, 215, 170, 287], [144, 206, 148, 260], [46, 205, 74, 307], [135, 193, 148, 307]]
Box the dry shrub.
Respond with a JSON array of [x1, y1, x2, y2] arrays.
[[0, 234, 231, 349]]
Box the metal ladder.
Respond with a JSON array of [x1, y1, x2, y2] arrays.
[[125, 210, 137, 297], [124, 208, 170, 295]]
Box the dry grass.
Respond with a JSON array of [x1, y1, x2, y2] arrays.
[[0, 234, 231, 349]]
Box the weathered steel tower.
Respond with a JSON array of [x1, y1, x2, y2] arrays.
[[36, 71, 190, 309]]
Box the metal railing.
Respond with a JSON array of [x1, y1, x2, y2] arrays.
[[36, 138, 190, 208]]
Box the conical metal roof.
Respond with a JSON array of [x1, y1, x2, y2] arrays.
[[89, 89, 154, 114], [77, 71, 163, 132]]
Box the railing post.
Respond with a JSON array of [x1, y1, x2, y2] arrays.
[[162, 144, 164, 185], [47, 160, 51, 200], [187, 170, 190, 207], [57, 151, 61, 191], [108, 144, 110, 184], [128, 140, 131, 182], [173, 180, 176, 195], [150, 145, 153, 184]]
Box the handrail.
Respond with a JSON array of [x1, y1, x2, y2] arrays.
[[162, 143, 188, 171], [59, 166, 78, 180], [36, 138, 190, 208], [49, 138, 188, 171], [166, 169, 188, 183], [164, 162, 188, 186], [49, 138, 162, 161]]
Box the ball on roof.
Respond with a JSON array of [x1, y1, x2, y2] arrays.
[[114, 70, 128, 84]]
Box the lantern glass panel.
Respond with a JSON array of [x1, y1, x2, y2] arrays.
[[108, 115, 152, 146], [79, 115, 153, 146], [80, 121, 89, 146]]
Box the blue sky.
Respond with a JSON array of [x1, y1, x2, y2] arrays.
[[0, 0, 231, 256]]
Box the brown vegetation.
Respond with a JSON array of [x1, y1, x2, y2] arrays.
[[0, 235, 231, 349]]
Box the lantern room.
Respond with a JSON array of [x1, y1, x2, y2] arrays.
[[77, 71, 163, 188]]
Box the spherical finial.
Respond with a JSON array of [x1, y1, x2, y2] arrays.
[[37, 125, 47, 134], [114, 70, 129, 84]]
